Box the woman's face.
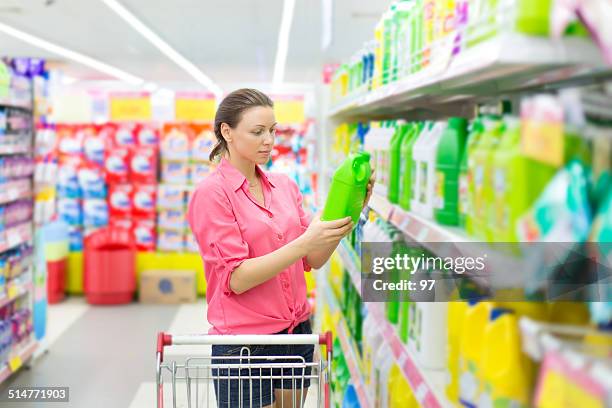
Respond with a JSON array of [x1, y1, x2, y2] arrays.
[[223, 106, 276, 165]]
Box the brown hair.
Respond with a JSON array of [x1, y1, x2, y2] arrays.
[[210, 88, 274, 161]]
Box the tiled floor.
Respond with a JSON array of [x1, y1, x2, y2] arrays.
[[0, 298, 320, 408]]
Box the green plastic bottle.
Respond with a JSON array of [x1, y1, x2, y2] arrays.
[[382, 5, 397, 85], [411, 0, 423, 73], [491, 117, 557, 242], [470, 116, 503, 241], [461, 118, 484, 231], [389, 122, 410, 204], [434, 117, 469, 226], [392, 0, 414, 81], [322, 152, 372, 224], [516, 0, 552, 35], [399, 123, 422, 210]]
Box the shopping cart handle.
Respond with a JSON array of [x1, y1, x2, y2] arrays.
[[156, 332, 172, 361]]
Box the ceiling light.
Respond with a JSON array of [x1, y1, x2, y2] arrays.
[[273, 0, 296, 85], [101, 0, 222, 97], [0, 22, 143, 85]]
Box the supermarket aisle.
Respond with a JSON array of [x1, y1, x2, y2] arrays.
[[1, 299, 188, 407]]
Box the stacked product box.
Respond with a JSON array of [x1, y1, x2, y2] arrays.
[[158, 123, 215, 252], [55, 123, 159, 251]]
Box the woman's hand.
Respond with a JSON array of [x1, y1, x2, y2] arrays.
[[363, 168, 376, 209], [299, 213, 353, 253]]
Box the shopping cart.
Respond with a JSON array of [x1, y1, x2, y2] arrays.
[[156, 331, 333, 408]]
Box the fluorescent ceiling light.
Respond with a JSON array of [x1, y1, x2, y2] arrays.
[[273, 0, 296, 85], [101, 0, 222, 97], [0, 22, 144, 85]]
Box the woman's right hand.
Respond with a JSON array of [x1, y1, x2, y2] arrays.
[[299, 213, 353, 253]]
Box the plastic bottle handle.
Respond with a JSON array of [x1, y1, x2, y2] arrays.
[[352, 160, 368, 183]]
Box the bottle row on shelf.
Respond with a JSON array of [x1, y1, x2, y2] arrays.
[[329, 228, 612, 408], [330, 0, 606, 111]]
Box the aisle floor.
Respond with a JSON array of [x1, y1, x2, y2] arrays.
[[0, 298, 319, 408]]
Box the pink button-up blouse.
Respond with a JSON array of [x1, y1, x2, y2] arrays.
[[187, 158, 312, 335]]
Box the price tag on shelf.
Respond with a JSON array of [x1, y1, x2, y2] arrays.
[[110, 92, 152, 122], [9, 355, 22, 372], [175, 92, 216, 121]]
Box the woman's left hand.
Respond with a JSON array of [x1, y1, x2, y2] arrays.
[[363, 168, 376, 209]]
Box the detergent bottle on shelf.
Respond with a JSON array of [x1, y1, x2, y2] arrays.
[[399, 122, 421, 211], [374, 343, 395, 408], [462, 117, 485, 232], [548, 302, 590, 325], [412, 121, 446, 219], [459, 300, 494, 407], [382, 4, 397, 85], [323, 151, 372, 224], [389, 364, 419, 408], [435, 117, 469, 226], [386, 230, 406, 325], [491, 117, 557, 243], [478, 309, 532, 408], [410, 0, 424, 72], [393, 0, 415, 81], [470, 116, 503, 240], [362, 312, 384, 400], [388, 122, 410, 204], [373, 16, 384, 89], [516, 0, 552, 35], [409, 302, 448, 370], [446, 301, 469, 404], [422, 0, 436, 67]]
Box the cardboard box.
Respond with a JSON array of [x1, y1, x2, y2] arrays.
[[139, 269, 196, 304]]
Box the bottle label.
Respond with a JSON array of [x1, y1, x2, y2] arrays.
[[459, 174, 468, 216], [420, 162, 428, 204], [434, 170, 445, 209]]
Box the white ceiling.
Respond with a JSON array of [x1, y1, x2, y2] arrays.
[[0, 0, 390, 88]]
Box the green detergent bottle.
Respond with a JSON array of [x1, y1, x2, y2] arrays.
[[434, 117, 468, 226], [470, 116, 503, 241], [389, 122, 410, 204], [382, 5, 397, 85], [491, 117, 557, 242], [399, 122, 422, 211], [461, 118, 484, 231], [322, 152, 372, 224], [516, 0, 552, 35]]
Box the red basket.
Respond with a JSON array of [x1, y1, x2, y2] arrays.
[[84, 227, 136, 305]]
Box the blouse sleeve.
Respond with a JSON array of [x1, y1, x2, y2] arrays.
[[287, 177, 313, 272], [187, 184, 250, 295]]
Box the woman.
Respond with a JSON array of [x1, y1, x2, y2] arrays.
[[187, 88, 373, 407]]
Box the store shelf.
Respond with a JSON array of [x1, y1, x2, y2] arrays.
[[323, 281, 371, 408], [0, 340, 37, 385], [0, 179, 32, 205], [337, 239, 361, 289], [0, 142, 31, 155], [335, 241, 451, 408], [329, 33, 611, 120], [368, 192, 524, 288], [0, 222, 33, 254], [0, 281, 33, 309]]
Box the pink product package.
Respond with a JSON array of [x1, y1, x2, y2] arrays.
[[157, 228, 184, 252], [4, 200, 34, 227], [0, 157, 35, 180]]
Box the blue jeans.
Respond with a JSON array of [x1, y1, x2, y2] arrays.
[[211, 319, 314, 407]]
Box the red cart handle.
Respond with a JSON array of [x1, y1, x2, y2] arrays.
[[156, 332, 172, 362]]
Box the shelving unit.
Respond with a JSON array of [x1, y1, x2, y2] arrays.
[[323, 280, 372, 408], [0, 340, 37, 384], [0, 69, 37, 386], [335, 240, 452, 408], [330, 33, 611, 121]]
